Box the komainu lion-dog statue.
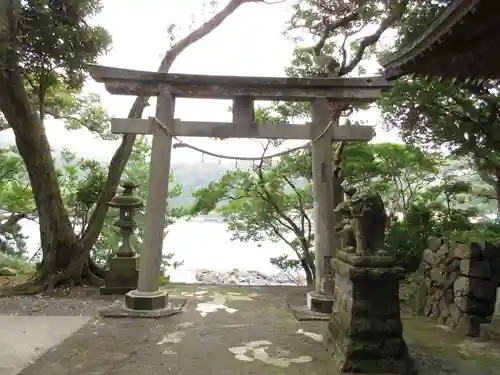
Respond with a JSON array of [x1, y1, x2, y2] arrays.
[[334, 188, 388, 256]]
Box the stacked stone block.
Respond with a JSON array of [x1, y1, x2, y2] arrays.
[[407, 239, 500, 336]]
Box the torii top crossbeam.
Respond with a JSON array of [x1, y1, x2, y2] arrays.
[[86, 64, 391, 102]]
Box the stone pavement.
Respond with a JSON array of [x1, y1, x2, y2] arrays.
[[2, 284, 500, 375], [0, 316, 90, 375]]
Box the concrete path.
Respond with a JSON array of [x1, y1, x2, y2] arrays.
[[2, 285, 500, 375], [0, 316, 91, 375], [12, 287, 332, 375]]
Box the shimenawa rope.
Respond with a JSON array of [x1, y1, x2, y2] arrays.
[[150, 116, 333, 161]]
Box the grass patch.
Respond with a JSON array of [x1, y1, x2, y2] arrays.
[[402, 313, 500, 374], [0, 253, 36, 292], [0, 253, 35, 273]]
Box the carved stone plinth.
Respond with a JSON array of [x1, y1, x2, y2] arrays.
[[307, 291, 334, 314], [99, 290, 186, 318], [328, 252, 414, 374], [100, 255, 139, 295], [125, 289, 169, 310]]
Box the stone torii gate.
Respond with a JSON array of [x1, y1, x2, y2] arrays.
[[87, 65, 391, 315]]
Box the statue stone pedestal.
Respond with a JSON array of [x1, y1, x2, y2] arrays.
[[100, 255, 139, 295], [328, 251, 414, 374]]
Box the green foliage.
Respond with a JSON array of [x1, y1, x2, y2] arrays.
[[18, 0, 111, 89], [383, 157, 500, 272], [390, 0, 450, 48], [0, 252, 35, 273], [2, 0, 499, 285], [0, 0, 243, 284], [0, 147, 33, 257], [379, 73, 500, 209], [96, 135, 185, 271], [191, 148, 315, 285], [287, 0, 408, 77], [0, 0, 114, 264], [56, 148, 108, 238], [385, 204, 435, 272], [7, 135, 187, 273], [191, 135, 500, 278], [0, 147, 34, 214], [159, 274, 171, 286]]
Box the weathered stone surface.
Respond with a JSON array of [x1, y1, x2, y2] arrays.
[[459, 259, 491, 280], [442, 271, 457, 288], [496, 289, 500, 317], [422, 248, 438, 265], [444, 288, 454, 303], [435, 242, 449, 261], [332, 259, 404, 283], [99, 299, 185, 318], [455, 296, 495, 317], [483, 242, 500, 260], [453, 242, 482, 260], [306, 291, 333, 314], [329, 259, 413, 374], [335, 252, 394, 268], [491, 258, 500, 276], [455, 314, 481, 337], [430, 299, 440, 319], [427, 237, 443, 252], [100, 255, 139, 295], [0, 267, 16, 276], [349, 317, 403, 339], [429, 268, 445, 283], [448, 303, 463, 329], [101, 270, 139, 295], [454, 276, 497, 302], [124, 290, 169, 311]]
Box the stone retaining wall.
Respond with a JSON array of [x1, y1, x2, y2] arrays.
[[407, 239, 500, 336]]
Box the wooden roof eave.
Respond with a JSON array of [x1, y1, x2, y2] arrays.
[[378, 0, 481, 80]]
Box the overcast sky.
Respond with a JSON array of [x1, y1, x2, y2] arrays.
[[0, 0, 400, 165]]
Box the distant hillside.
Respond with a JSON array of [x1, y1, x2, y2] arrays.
[[0, 140, 305, 209], [170, 161, 252, 207]]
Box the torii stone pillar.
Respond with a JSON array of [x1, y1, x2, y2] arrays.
[[307, 97, 336, 313], [123, 91, 175, 313]]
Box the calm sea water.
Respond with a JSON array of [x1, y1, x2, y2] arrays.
[[20, 216, 296, 282]]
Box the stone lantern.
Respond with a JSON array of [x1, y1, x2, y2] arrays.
[[100, 181, 144, 295]]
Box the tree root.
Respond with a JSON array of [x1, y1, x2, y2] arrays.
[[0, 256, 105, 296], [88, 257, 106, 279], [43, 257, 104, 291]]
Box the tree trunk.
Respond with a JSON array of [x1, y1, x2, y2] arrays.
[[0, 1, 81, 289], [494, 167, 500, 221], [300, 257, 314, 288], [0, 0, 254, 291]]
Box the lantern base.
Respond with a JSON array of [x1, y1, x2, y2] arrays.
[[100, 255, 139, 295]]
